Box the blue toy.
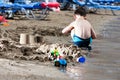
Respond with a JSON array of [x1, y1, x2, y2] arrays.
[[59, 58, 67, 66], [77, 56, 86, 63]]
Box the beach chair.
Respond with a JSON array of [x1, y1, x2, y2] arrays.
[[0, 0, 60, 19]]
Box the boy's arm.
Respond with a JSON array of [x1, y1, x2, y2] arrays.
[[62, 22, 74, 34], [91, 27, 97, 39]]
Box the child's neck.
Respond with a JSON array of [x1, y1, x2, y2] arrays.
[[75, 15, 85, 20]]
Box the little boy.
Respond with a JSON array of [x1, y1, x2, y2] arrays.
[[62, 7, 97, 49]]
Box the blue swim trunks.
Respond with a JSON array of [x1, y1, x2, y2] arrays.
[[72, 35, 92, 48]]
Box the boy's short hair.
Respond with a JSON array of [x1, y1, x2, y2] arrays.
[[74, 7, 87, 17]]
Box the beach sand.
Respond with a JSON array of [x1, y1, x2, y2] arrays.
[[0, 9, 120, 80]]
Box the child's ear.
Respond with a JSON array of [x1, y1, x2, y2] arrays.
[[84, 16, 87, 19]]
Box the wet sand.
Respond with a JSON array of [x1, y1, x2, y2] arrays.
[[67, 15, 120, 80], [0, 59, 74, 80]]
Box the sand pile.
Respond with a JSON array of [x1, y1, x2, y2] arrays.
[[0, 38, 88, 63]]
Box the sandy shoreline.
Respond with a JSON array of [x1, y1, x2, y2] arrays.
[[0, 58, 74, 80], [0, 10, 119, 80]]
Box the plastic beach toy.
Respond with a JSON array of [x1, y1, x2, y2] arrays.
[[51, 48, 59, 56], [59, 59, 67, 66], [77, 56, 86, 63], [0, 16, 8, 22], [3, 22, 9, 26]]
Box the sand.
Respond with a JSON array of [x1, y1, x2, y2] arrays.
[[0, 9, 120, 80]]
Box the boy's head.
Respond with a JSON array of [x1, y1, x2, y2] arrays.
[[74, 7, 87, 17]]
